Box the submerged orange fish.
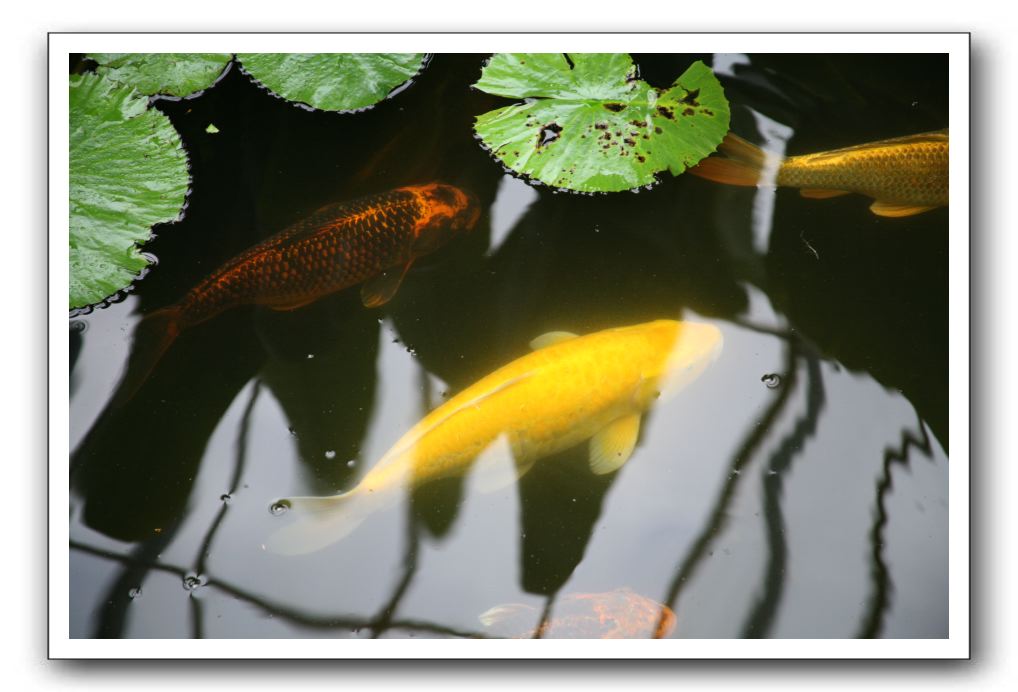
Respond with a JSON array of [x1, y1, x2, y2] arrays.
[[479, 588, 677, 639], [115, 183, 479, 404], [690, 130, 948, 217]]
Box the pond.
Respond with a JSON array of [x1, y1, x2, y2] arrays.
[[68, 53, 949, 639]]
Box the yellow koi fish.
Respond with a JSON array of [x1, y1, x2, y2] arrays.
[[690, 130, 948, 217], [268, 319, 723, 554]]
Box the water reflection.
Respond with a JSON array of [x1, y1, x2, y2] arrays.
[[256, 301, 380, 493], [856, 416, 934, 638], [658, 340, 800, 633], [742, 348, 824, 638], [71, 308, 261, 541], [70, 540, 487, 639]]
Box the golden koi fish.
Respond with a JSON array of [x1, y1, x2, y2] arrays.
[[479, 588, 677, 639], [690, 130, 948, 217], [112, 183, 479, 405], [268, 319, 723, 554]]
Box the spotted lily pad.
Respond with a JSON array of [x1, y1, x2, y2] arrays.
[[473, 54, 730, 193], [236, 53, 427, 112], [69, 72, 190, 310], [89, 53, 233, 98]]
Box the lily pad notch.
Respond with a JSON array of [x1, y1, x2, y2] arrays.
[[472, 54, 731, 193]]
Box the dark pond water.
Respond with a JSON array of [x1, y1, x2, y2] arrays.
[[69, 53, 949, 639]]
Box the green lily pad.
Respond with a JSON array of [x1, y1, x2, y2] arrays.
[[69, 72, 190, 310], [473, 54, 730, 193], [89, 53, 233, 98], [236, 53, 427, 111]]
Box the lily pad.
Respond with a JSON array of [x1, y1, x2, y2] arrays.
[[69, 72, 190, 310], [473, 54, 730, 193], [89, 53, 233, 98], [236, 53, 427, 111]]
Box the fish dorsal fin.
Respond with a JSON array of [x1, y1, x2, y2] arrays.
[[799, 188, 851, 199], [360, 262, 412, 308], [375, 372, 535, 472], [869, 200, 938, 217], [589, 412, 642, 475], [273, 202, 355, 246], [717, 132, 770, 167], [808, 130, 948, 161], [530, 331, 578, 350]]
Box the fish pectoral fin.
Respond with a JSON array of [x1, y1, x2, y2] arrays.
[[869, 200, 938, 217], [589, 413, 642, 475], [360, 262, 412, 308], [529, 330, 579, 350], [799, 188, 851, 199], [470, 434, 535, 493]]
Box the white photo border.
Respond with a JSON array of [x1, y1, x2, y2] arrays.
[[50, 32, 970, 659]]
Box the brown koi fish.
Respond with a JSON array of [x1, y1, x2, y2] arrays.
[[114, 182, 479, 405], [690, 130, 948, 217]]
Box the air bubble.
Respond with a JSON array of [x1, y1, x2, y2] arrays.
[[182, 573, 207, 592], [346, 459, 356, 468], [761, 373, 781, 389], [325, 450, 336, 459], [307, 353, 315, 359], [269, 500, 291, 516]]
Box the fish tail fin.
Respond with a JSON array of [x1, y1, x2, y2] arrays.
[[265, 491, 375, 555], [108, 306, 183, 409], [688, 133, 773, 187]]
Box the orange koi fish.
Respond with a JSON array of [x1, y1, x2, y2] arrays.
[[690, 130, 948, 217], [114, 183, 479, 405], [479, 588, 677, 639]]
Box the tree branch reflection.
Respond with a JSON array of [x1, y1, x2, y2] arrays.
[[741, 350, 825, 637], [87, 381, 263, 639], [368, 508, 421, 639], [90, 525, 179, 638], [70, 540, 487, 638], [856, 415, 933, 638], [656, 341, 800, 637]]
